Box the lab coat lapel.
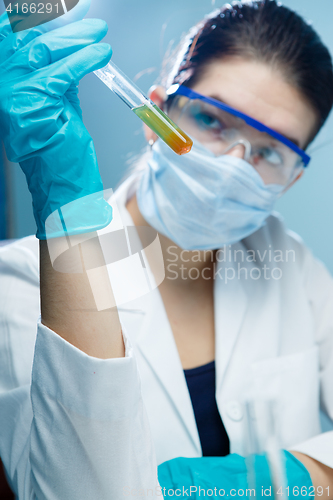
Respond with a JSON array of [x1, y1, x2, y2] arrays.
[[136, 288, 201, 454], [113, 177, 205, 454], [214, 249, 248, 396]]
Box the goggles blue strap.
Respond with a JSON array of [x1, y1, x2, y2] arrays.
[[167, 84, 311, 167]]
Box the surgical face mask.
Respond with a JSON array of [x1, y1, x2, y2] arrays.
[[136, 138, 284, 251]]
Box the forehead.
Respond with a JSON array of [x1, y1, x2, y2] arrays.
[[190, 58, 318, 149]]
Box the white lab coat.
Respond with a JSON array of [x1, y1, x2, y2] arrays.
[[0, 175, 333, 499]]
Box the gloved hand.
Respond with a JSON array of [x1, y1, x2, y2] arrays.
[[158, 451, 313, 499], [0, 12, 113, 239]]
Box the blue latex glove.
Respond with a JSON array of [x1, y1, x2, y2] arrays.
[[0, 12, 113, 239], [158, 451, 313, 499]]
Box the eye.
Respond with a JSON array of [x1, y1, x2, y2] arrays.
[[254, 147, 284, 166], [190, 108, 225, 132], [196, 113, 223, 130]]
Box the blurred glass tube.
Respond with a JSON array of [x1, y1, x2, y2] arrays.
[[245, 400, 287, 500]]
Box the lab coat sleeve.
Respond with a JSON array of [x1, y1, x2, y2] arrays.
[[0, 239, 40, 393], [31, 323, 161, 499], [286, 236, 333, 469], [0, 239, 161, 499], [1, 323, 161, 500]]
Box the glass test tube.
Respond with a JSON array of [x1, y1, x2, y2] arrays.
[[245, 400, 287, 500], [94, 62, 193, 155]]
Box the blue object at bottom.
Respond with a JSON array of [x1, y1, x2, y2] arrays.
[[158, 451, 313, 499]]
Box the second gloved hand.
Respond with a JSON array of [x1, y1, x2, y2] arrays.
[[158, 451, 313, 499], [0, 14, 113, 239]]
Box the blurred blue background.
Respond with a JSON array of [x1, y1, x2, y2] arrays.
[[1, 0, 333, 273]]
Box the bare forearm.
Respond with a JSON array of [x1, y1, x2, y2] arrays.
[[40, 238, 124, 359], [290, 451, 333, 500]]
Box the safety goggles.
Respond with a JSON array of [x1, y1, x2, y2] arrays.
[[166, 84, 311, 187]]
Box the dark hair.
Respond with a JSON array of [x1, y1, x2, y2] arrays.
[[162, 0, 333, 141]]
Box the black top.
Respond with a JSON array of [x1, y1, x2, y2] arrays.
[[184, 360, 230, 457]]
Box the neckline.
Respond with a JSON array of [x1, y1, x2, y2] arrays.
[[184, 360, 215, 376]]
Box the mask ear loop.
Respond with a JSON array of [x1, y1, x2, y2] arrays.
[[223, 139, 252, 162], [148, 139, 155, 150]]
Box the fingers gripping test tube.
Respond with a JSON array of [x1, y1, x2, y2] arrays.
[[94, 62, 193, 155]]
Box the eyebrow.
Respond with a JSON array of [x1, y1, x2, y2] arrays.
[[209, 94, 301, 148]]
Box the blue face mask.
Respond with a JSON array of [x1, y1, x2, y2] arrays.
[[137, 139, 284, 251]]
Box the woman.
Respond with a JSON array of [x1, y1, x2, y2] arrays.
[[0, 1, 333, 498]]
